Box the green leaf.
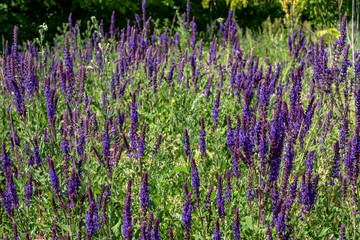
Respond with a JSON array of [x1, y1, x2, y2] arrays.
[[193, 233, 204, 239], [244, 216, 254, 230], [169, 166, 188, 176], [318, 228, 328, 238], [308, 145, 317, 151], [111, 218, 122, 237]]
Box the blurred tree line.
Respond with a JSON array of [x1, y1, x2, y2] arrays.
[[0, 0, 355, 46]]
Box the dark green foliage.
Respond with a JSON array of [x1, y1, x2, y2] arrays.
[[0, 0, 285, 50]]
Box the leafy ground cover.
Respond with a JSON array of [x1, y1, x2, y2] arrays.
[[0, 1, 359, 239]]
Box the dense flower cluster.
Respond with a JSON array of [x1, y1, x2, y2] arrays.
[[0, 1, 358, 239]]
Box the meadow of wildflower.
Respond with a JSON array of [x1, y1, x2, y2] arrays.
[[1, 0, 360, 239]]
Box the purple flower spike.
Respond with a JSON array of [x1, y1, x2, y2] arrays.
[[33, 137, 41, 168], [1, 142, 11, 170], [140, 171, 150, 217], [151, 217, 161, 240], [168, 64, 176, 83], [209, 36, 218, 65], [233, 207, 240, 240], [51, 195, 58, 218], [349, 125, 360, 186], [110, 11, 115, 38], [103, 120, 111, 164], [182, 191, 192, 240], [300, 167, 319, 213], [340, 224, 346, 240], [147, 211, 154, 240], [68, 167, 81, 208], [269, 97, 285, 182], [355, 51, 360, 85], [191, 20, 197, 48], [267, 224, 273, 240], [140, 221, 146, 240], [204, 185, 214, 209], [12, 222, 19, 240], [44, 77, 58, 128], [52, 225, 58, 240], [3, 164, 19, 213], [190, 157, 200, 205], [152, 75, 158, 95], [77, 122, 86, 156], [341, 176, 347, 201], [123, 179, 133, 239], [216, 174, 225, 218], [184, 129, 191, 158], [101, 185, 111, 224], [330, 141, 340, 185], [339, 43, 351, 83], [153, 134, 162, 158], [138, 123, 146, 159], [77, 66, 86, 103], [339, 14, 347, 52], [121, 135, 131, 157], [142, 0, 146, 22], [68, 12, 72, 29], [199, 117, 206, 156], [275, 202, 286, 235], [85, 186, 101, 239], [129, 91, 139, 156], [212, 90, 221, 128], [288, 171, 299, 206], [11, 79, 26, 118], [186, 0, 190, 24], [227, 115, 234, 151], [47, 156, 59, 194], [213, 218, 221, 240], [85, 201, 98, 239], [169, 226, 174, 240]]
